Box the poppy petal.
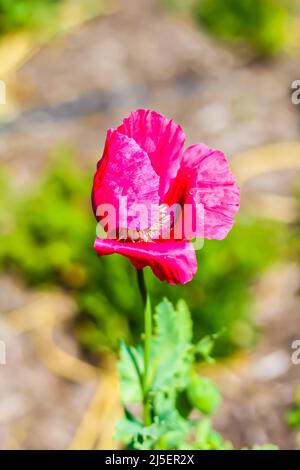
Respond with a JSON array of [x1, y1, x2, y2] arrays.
[[92, 129, 160, 232], [177, 144, 240, 240], [117, 109, 185, 200], [94, 238, 197, 285]]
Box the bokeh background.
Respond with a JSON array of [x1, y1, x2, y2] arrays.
[[0, 0, 300, 449]]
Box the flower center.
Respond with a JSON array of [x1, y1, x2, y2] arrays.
[[115, 204, 171, 243]]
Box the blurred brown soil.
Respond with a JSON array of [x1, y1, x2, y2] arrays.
[[0, 279, 96, 449], [210, 264, 300, 450], [0, 0, 300, 450], [1, 1, 300, 188]]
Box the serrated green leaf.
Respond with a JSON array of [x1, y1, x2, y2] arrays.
[[115, 407, 165, 449], [154, 298, 178, 340], [195, 336, 215, 363], [117, 410, 190, 450], [149, 400, 191, 450], [150, 299, 194, 393], [118, 341, 143, 403], [193, 418, 233, 450], [115, 415, 143, 444], [153, 414, 191, 450], [176, 299, 193, 344], [153, 390, 176, 419], [187, 372, 221, 416], [195, 329, 225, 363]]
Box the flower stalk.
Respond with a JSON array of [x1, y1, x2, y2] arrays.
[[137, 269, 152, 426]]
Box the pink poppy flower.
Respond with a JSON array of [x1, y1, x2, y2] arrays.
[[92, 109, 240, 284]]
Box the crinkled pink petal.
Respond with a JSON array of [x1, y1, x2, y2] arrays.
[[92, 129, 160, 232], [117, 109, 185, 200], [94, 238, 197, 285], [168, 144, 240, 240]]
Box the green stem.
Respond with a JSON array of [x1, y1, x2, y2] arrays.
[[136, 269, 152, 427]]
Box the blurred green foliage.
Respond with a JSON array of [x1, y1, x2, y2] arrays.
[[161, 0, 292, 57], [0, 0, 60, 36], [286, 385, 300, 428], [0, 146, 288, 354], [160, 0, 194, 11], [149, 217, 287, 355], [195, 0, 290, 56], [117, 298, 231, 450], [117, 299, 278, 450], [292, 187, 300, 261]]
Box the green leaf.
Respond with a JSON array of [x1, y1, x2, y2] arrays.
[[176, 390, 193, 419], [115, 414, 143, 445], [153, 298, 180, 350], [150, 299, 194, 393], [176, 299, 193, 344], [148, 393, 191, 450], [116, 405, 190, 450], [118, 341, 143, 403], [195, 329, 225, 363], [153, 413, 191, 450], [286, 385, 300, 429], [193, 419, 233, 450], [187, 371, 221, 416], [195, 336, 215, 363], [286, 408, 300, 429]]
